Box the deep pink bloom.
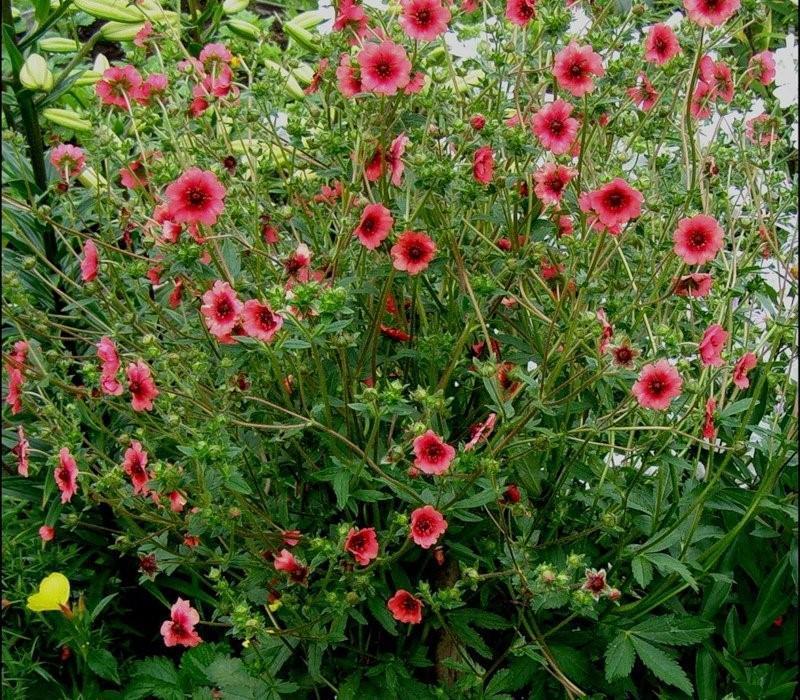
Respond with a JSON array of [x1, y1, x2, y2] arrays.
[[699, 56, 734, 103], [557, 215, 574, 237], [333, 0, 368, 37], [690, 81, 715, 119], [733, 352, 757, 389], [632, 360, 683, 410], [365, 146, 384, 182], [531, 99, 579, 154], [465, 413, 497, 451], [399, 0, 451, 41], [133, 21, 153, 47], [4, 343, 26, 414], [169, 490, 187, 513], [380, 325, 411, 342], [611, 343, 638, 368], [273, 549, 308, 583], [133, 73, 168, 105], [533, 163, 576, 205], [345, 527, 379, 565], [673, 215, 724, 265], [50, 144, 85, 179], [390, 231, 436, 275], [39, 525, 56, 542], [748, 51, 776, 86], [505, 0, 537, 27], [684, 0, 740, 27], [584, 178, 643, 228], [673, 273, 713, 298], [199, 43, 232, 69], [122, 440, 151, 495], [168, 279, 184, 309], [470, 114, 486, 130], [703, 397, 717, 440], [336, 54, 362, 97], [96, 65, 142, 108], [387, 133, 409, 187], [410, 505, 447, 548], [201, 281, 243, 338], [627, 72, 659, 112], [127, 361, 159, 412], [644, 24, 681, 65], [357, 41, 411, 96], [242, 300, 283, 342], [403, 71, 426, 94], [55, 447, 78, 503], [165, 169, 226, 227], [553, 42, 604, 97], [387, 590, 423, 624], [698, 324, 728, 367], [745, 114, 778, 145], [354, 203, 393, 250], [12, 425, 29, 477], [412, 430, 455, 475], [473, 146, 494, 185], [160, 598, 202, 648], [81, 240, 99, 282], [97, 336, 124, 396]]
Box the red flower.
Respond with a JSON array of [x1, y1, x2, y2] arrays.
[[673, 214, 724, 265], [201, 280, 243, 338], [733, 352, 757, 389], [584, 178, 643, 229], [39, 525, 55, 542], [473, 145, 494, 185], [120, 160, 148, 190], [582, 568, 610, 600], [703, 397, 717, 441], [684, 0, 740, 27], [698, 324, 728, 367], [168, 279, 184, 309], [611, 342, 638, 368], [133, 73, 168, 106], [403, 71, 426, 94], [557, 215, 574, 237], [336, 54, 363, 97], [505, 0, 537, 27], [354, 203, 394, 250], [380, 325, 411, 342], [699, 56, 734, 103], [333, 0, 368, 38], [627, 72, 659, 112], [242, 300, 283, 343], [747, 51, 776, 86], [745, 114, 778, 146], [365, 146, 384, 181], [553, 42, 604, 98], [390, 231, 436, 275], [357, 41, 411, 96], [165, 168, 226, 227], [344, 527, 379, 565], [55, 447, 78, 503], [122, 440, 151, 495], [50, 145, 85, 179], [673, 273, 713, 298], [96, 336, 123, 396], [387, 133, 409, 187], [632, 360, 683, 410], [96, 65, 142, 109], [274, 549, 309, 584], [465, 413, 497, 451], [127, 361, 159, 412], [533, 163, 576, 206], [410, 505, 448, 548], [12, 425, 29, 477], [282, 530, 302, 547], [387, 590, 423, 624], [81, 240, 99, 282], [531, 99, 579, 155], [399, 0, 451, 41], [470, 114, 486, 130], [160, 598, 202, 648], [644, 24, 681, 65], [304, 58, 329, 95], [502, 483, 521, 504], [169, 491, 187, 513], [412, 430, 456, 475]]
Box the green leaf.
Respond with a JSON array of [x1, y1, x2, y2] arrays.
[[631, 615, 714, 646], [205, 657, 271, 699], [366, 596, 398, 636], [739, 557, 789, 650], [332, 469, 350, 509], [631, 636, 692, 695], [124, 657, 183, 700], [179, 644, 220, 687], [695, 646, 718, 700], [604, 633, 635, 683], [87, 648, 119, 684], [631, 556, 653, 588], [448, 609, 511, 630], [644, 552, 698, 591], [307, 643, 323, 679]]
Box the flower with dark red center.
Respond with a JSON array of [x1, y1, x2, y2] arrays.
[[505, 0, 537, 27], [409, 505, 447, 548], [627, 72, 659, 112], [160, 598, 202, 647], [690, 81, 715, 119], [357, 41, 411, 96], [531, 99, 579, 155], [399, 0, 451, 41], [126, 361, 159, 412], [684, 0, 740, 27], [365, 145, 384, 182], [139, 553, 159, 578], [644, 24, 681, 65], [122, 440, 151, 495], [387, 590, 423, 624], [242, 300, 283, 343], [473, 146, 494, 185], [344, 527, 379, 565], [673, 273, 713, 298], [412, 430, 455, 475], [632, 360, 683, 410], [354, 203, 394, 250], [702, 397, 717, 441], [96, 65, 143, 109], [274, 549, 309, 584], [585, 178, 643, 229], [390, 231, 436, 275], [201, 280, 243, 338], [470, 114, 486, 130], [673, 214, 724, 265], [582, 568, 609, 600], [699, 56, 734, 103], [611, 342, 638, 368], [533, 163, 576, 206], [165, 168, 226, 227], [55, 447, 78, 503], [732, 352, 758, 389], [698, 324, 728, 367], [553, 41, 605, 97]]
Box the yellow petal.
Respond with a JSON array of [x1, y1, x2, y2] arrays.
[[27, 573, 70, 612]]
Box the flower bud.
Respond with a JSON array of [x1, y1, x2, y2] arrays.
[[20, 54, 54, 92]]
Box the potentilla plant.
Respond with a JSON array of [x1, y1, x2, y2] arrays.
[[2, 0, 798, 697]]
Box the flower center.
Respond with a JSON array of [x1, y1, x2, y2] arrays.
[[549, 119, 563, 134], [414, 9, 431, 25], [187, 188, 208, 206], [605, 192, 624, 209], [690, 230, 708, 249], [375, 61, 393, 79], [259, 309, 276, 328], [216, 300, 232, 318], [416, 518, 431, 534], [407, 244, 424, 260], [547, 178, 565, 193], [648, 378, 665, 395], [569, 61, 585, 78]]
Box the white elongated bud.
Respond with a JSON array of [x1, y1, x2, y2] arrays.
[[20, 54, 54, 92]]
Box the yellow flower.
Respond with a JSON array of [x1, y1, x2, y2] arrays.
[[26, 573, 70, 612]]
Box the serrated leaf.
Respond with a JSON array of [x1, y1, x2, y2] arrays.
[[448, 609, 511, 630], [631, 616, 714, 646], [631, 556, 653, 588], [87, 648, 119, 684], [367, 596, 398, 636], [604, 633, 635, 682], [644, 552, 698, 591], [124, 657, 182, 700], [631, 636, 692, 695]]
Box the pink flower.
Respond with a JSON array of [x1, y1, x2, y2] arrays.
[[357, 41, 411, 96], [533, 163, 576, 205], [201, 281, 243, 338], [81, 240, 99, 282], [673, 273, 713, 298], [470, 114, 486, 130], [505, 0, 537, 26], [698, 324, 728, 367], [165, 168, 226, 227], [354, 203, 394, 250], [632, 360, 683, 410], [55, 447, 78, 503], [122, 440, 151, 495], [627, 72, 659, 112], [96, 65, 142, 108], [97, 336, 124, 396], [49, 144, 85, 179], [160, 598, 202, 648], [596, 308, 614, 354], [399, 0, 451, 41], [387, 590, 423, 624], [133, 21, 153, 47], [39, 525, 56, 542], [673, 214, 724, 265], [199, 43, 232, 69], [242, 300, 283, 342], [390, 231, 436, 275], [403, 71, 426, 94], [699, 56, 734, 103], [412, 430, 455, 475], [748, 51, 776, 86], [473, 145, 494, 185], [133, 73, 168, 105], [333, 0, 368, 37], [733, 352, 758, 389], [464, 413, 497, 451], [553, 42, 604, 97], [584, 178, 643, 229], [119, 160, 147, 190], [387, 133, 409, 187], [169, 490, 187, 513], [557, 215, 574, 237], [304, 58, 329, 95], [690, 81, 715, 119], [644, 24, 681, 65], [684, 0, 740, 27], [127, 361, 159, 412], [531, 99, 579, 154], [409, 505, 447, 548], [4, 363, 24, 415], [703, 397, 717, 441], [344, 527, 379, 565], [336, 54, 362, 98], [12, 425, 29, 477], [273, 549, 308, 583], [745, 114, 778, 145]]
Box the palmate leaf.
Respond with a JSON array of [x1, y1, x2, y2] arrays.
[[631, 615, 715, 646], [630, 637, 693, 695], [604, 633, 635, 683], [124, 657, 183, 700]]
